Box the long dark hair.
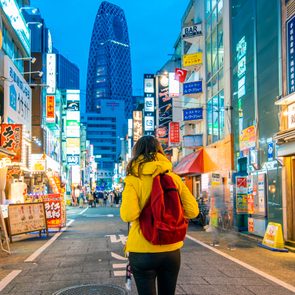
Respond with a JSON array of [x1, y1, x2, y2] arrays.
[[126, 136, 165, 177]]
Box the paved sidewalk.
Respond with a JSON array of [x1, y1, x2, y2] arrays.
[[0, 207, 294, 294]]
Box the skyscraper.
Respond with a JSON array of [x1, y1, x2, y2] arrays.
[[86, 1, 132, 118], [85, 1, 132, 188]]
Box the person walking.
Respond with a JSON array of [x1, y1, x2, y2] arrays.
[[120, 136, 199, 295]]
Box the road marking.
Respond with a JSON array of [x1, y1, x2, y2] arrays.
[[24, 219, 75, 262], [113, 263, 127, 269], [111, 252, 128, 261], [0, 270, 22, 292], [113, 270, 125, 276], [186, 234, 295, 293], [78, 207, 89, 215], [106, 234, 127, 244]]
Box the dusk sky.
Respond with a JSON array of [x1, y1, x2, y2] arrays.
[[31, 0, 188, 107]]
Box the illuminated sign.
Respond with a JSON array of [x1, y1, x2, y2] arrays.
[[182, 52, 202, 67], [67, 154, 80, 166], [183, 81, 202, 95], [288, 102, 295, 129], [144, 77, 154, 93], [144, 96, 154, 112], [0, 0, 30, 55], [66, 138, 80, 155], [133, 111, 143, 143], [46, 54, 56, 94], [168, 73, 179, 97], [3, 55, 31, 134], [46, 95, 55, 123], [240, 125, 256, 151], [1, 124, 22, 161], [183, 108, 203, 121], [182, 23, 202, 39], [144, 116, 154, 131], [287, 15, 295, 93], [169, 122, 180, 145]]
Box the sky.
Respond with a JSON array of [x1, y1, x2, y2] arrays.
[[30, 0, 188, 103]]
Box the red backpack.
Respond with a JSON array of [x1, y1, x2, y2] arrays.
[[139, 173, 188, 245]]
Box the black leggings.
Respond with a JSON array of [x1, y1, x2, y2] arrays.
[[129, 250, 181, 295]]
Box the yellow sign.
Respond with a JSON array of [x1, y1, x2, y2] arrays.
[[240, 125, 256, 151], [260, 222, 288, 252], [183, 52, 203, 67]]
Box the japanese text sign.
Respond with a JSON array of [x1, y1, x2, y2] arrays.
[[183, 108, 203, 121], [169, 122, 180, 145], [46, 95, 55, 122], [182, 52, 203, 67], [1, 124, 22, 161], [183, 81, 202, 95], [42, 194, 63, 228]]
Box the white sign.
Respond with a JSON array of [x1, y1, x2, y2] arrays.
[[182, 23, 202, 38], [144, 78, 154, 93], [144, 116, 154, 131], [288, 103, 295, 129], [168, 72, 179, 97], [144, 96, 154, 112], [0, 0, 30, 55], [46, 54, 56, 94], [3, 55, 32, 135]]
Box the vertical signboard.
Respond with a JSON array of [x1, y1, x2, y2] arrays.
[[46, 54, 56, 94], [143, 74, 155, 135], [46, 95, 55, 123], [133, 111, 143, 144], [3, 55, 32, 134], [157, 74, 172, 151], [287, 15, 295, 94], [1, 124, 22, 162], [236, 176, 248, 214], [66, 90, 80, 174], [168, 122, 180, 146]]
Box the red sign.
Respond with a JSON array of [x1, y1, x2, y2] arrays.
[[0, 124, 22, 162], [175, 68, 187, 83], [46, 95, 55, 122], [42, 194, 63, 228], [169, 122, 180, 145]]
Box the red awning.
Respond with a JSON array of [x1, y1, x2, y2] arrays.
[[173, 149, 203, 176]]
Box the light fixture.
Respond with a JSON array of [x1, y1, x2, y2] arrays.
[[20, 7, 39, 14], [29, 83, 49, 87], [0, 76, 13, 82], [22, 71, 43, 77], [12, 57, 36, 64], [26, 22, 43, 29]]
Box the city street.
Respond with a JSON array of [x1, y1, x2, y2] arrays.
[[0, 206, 294, 295]]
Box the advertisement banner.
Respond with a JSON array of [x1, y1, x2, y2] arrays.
[[169, 122, 180, 145], [236, 176, 248, 214], [133, 111, 143, 143], [144, 74, 155, 135], [157, 75, 172, 149], [144, 96, 154, 112], [182, 52, 203, 67], [3, 56, 31, 133], [183, 81, 202, 95], [42, 194, 65, 228], [46, 95, 55, 122], [168, 73, 179, 97], [46, 54, 56, 94], [183, 108, 203, 121], [144, 116, 154, 131], [239, 125, 256, 151], [1, 124, 22, 162]]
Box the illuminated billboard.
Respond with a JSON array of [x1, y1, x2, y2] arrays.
[[133, 111, 143, 143], [46, 54, 56, 94]]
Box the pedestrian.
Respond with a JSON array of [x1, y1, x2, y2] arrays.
[[120, 135, 199, 295], [103, 191, 108, 207]]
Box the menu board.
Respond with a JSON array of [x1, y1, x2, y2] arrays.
[[8, 203, 47, 237]]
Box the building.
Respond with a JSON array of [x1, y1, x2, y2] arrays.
[[231, 0, 281, 236], [85, 1, 132, 185], [274, 0, 295, 246]]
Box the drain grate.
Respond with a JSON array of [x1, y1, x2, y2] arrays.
[[53, 284, 127, 295]]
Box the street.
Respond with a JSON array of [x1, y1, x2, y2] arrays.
[[0, 206, 294, 295]]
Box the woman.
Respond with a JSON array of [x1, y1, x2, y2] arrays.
[[120, 136, 199, 295]]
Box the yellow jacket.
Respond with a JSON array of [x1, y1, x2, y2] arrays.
[[120, 153, 199, 253]]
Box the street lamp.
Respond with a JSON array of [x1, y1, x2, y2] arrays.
[[21, 71, 43, 77], [12, 57, 36, 64], [26, 22, 43, 29], [20, 7, 39, 14]]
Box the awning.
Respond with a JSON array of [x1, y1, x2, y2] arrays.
[[173, 149, 203, 176]]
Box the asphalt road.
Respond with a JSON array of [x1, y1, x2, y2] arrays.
[[0, 206, 294, 294]]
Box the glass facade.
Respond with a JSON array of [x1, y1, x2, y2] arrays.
[[205, 0, 224, 144], [86, 1, 132, 119], [231, 0, 282, 225]]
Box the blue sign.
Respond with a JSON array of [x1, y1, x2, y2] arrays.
[[183, 108, 203, 121], [267, 142, 274, 161], [9, 85, 17, 111], [287, 15, 295, 94], [183, 81, 202, 95]]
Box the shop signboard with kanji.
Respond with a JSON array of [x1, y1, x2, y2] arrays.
[[168, 122, 180, 146], [183, 108, 203, 121], [42, 194, 66, 228], [0, 124, 22, 162], [46, 95, 55, 122]]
